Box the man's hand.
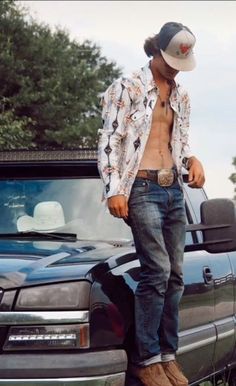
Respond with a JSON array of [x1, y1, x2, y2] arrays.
[[108, 195, 129, 219], [187, 156, 205, 188]]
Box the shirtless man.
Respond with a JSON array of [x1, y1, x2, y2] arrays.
[[98, 22, 205, 386]]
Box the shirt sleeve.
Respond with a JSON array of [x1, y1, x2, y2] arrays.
[[97, 79, 132, 199], [181, 91, 194, 170]]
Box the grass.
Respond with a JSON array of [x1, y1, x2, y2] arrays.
[[201, 383, 214, 386], [199, 382, 229, 386]]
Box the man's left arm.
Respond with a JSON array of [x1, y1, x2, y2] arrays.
[[185, 156, 205, 188], [181, 92, 205, 188]]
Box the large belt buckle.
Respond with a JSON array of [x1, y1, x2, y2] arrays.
[[157, 168, 174, 187]]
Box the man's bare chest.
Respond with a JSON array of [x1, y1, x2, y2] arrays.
[[151, 98, 174, 128]]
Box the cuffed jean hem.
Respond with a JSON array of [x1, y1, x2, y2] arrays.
[[137, 353, 176, 367], [161, 353, 176, 362], [138, 354, 162, 367]]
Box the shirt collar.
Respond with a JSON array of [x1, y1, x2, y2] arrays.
[[140, 62, 156, 92]]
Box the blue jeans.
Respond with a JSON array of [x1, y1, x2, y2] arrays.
[[127, 177, 186, 366]]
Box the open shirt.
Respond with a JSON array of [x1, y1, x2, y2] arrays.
[[97, 62, 193, 200]]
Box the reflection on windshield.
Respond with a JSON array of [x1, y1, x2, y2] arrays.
[[0, 179, 132, 242]]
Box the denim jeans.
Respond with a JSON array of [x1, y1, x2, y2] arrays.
[[127, 177, 186, 366]]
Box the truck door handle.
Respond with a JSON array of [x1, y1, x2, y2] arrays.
[[203, 266, 213, 284]]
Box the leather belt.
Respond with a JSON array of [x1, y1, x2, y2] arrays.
[[136, 168, 177, 187]]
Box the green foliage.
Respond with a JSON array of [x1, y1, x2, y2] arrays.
[[229, 157, 236, 200], [0, 109, 34, 149], [0, 0, 121, 150]]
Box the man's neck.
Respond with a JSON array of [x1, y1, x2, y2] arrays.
[[151, 68, 166, 86], [149, 60, 176, 90]]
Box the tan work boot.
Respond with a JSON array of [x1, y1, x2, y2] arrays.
[[162, 360, 188, 386], [133, 362, 172, 386]]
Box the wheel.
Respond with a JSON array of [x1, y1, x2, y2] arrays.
[[227, 369, 236, 386], [125, 372, 143, 386]]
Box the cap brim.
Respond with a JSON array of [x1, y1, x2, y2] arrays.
[[161, 49, 196, 72]]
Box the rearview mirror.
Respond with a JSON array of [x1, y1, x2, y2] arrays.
[[200, 198, 236, 253]]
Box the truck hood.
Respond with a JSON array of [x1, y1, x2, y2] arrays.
[[0, 239, 134, 290]]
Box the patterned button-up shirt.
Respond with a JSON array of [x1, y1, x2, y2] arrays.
[[97, 62, 193, 200]]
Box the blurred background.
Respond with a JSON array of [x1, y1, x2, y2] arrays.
[[0, 0, 235, 201]]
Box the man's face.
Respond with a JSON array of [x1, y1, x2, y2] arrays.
[[153, 55, 179, 80]]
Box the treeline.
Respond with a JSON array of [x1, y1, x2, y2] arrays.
[[0, 0, 121, 150]]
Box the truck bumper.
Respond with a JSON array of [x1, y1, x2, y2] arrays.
[[0, 374, 125, 386], [0, 349, 127, 385]]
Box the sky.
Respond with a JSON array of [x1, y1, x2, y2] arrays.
[[20, 0, 236, 200]]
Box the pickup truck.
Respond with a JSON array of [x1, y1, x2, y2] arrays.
[[0, 149, 235, 386]]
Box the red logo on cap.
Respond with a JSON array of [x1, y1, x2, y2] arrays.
[[180, 44, 191, 54]]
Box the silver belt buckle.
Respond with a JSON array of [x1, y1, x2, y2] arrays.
[[157, 168, 174, 187]]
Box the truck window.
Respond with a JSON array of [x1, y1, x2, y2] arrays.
[[184, 185, 207, 243], [184, 185, 207, 223], [185, 202, 194, 246]]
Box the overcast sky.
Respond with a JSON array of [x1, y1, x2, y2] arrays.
[[20, 0, 236, 199]]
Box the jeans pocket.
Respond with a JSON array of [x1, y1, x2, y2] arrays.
[[131, 178, 149, 193], [128, 179, 149, 207]]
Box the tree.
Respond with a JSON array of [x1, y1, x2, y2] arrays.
[[229, 157, 236, 201], [0, 0, 122, 150]]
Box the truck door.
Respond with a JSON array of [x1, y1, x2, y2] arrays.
[[180, 184, 235, 381], [224, 252, 236, 363], [178, 185, 216, 383]]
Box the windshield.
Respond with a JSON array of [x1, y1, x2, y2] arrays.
[[0, 178, 132, 242]]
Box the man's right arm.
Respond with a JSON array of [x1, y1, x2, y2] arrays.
[[97, 79, 132, 203]]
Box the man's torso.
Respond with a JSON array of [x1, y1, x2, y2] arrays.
[[139, 93, 174, 170], [98, 62, 192, 199]]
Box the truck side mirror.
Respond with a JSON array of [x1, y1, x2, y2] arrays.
[[200, 198, 236, 253]]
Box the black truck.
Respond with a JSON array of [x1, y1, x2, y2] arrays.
[[0, 149, 235, 386]]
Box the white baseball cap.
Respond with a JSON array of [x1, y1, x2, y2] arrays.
[[159, 22, 196, 71]]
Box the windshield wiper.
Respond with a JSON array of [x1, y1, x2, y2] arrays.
[[0, 231, 77, 242]]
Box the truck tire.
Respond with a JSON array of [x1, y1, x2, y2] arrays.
[[228, 369, 236, 386]]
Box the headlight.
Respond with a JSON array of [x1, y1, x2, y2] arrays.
[[15, 281, 90, 310], [4, 324, 89, 350]]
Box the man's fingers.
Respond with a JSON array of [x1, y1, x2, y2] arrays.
[[120, 201, 129, 219], [188, 169, 193, 184], [118, 201, 129, 218], [125, 199, 129, 218], [188, 173, 205, 188], [109, 207, 121, 217], [188, 170, 198, 187], [188, 161, 205, 188], [188, 159, 205, 188], [108, 195, 128, 218], [109, 204, 122, 218]]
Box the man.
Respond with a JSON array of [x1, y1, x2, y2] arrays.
[[97, 22, 205, 386]]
